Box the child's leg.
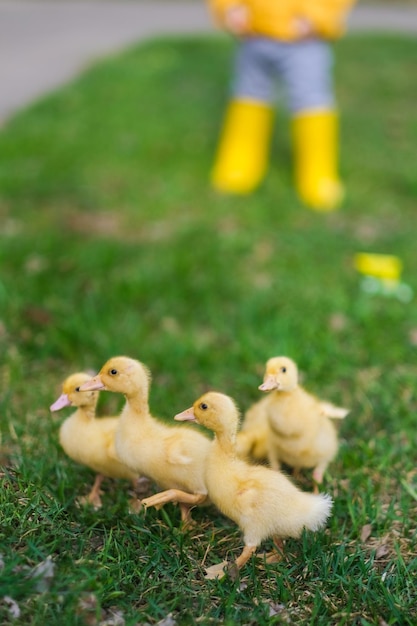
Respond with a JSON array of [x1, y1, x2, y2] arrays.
[[292, 108, 343, 210], [211, 39, 275, 194], [284, 40, 343, 210]]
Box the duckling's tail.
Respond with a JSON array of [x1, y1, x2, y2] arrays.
[[303, 492, 333, 532]]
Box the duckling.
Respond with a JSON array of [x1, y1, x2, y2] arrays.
[[50, 372, 142, 508], [79, 357, 211, 525], [235, 395, 270, 462], [258, 356, 348, 490], [176, 391, 332, 579]]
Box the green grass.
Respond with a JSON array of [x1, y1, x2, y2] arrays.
[[0, 32, 416, 625]]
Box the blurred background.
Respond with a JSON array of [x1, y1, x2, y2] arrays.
[[0, 1, 416, 624]]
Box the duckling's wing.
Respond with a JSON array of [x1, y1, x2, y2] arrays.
[[320, 402, 349, 419], [234, 477, 263, 511], [167, 449, 194, 465]]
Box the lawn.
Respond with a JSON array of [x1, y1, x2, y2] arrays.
[[0, 31, 416, 625]]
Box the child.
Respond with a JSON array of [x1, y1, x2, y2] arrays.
[[208, 0, 357, 210]]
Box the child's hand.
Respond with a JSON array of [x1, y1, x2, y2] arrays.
[[224, 5, 250, 35], [293, 17, 315, 39]]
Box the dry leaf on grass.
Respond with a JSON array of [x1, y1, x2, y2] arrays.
[[328, 313, 349, 332], [76, 593, 100, 626], [1, 596, 21, 619], [375, 544, 390, 560], [99, 608, 125, 626], [360, 524, 372, 543], [156, 614, 177, 626], [31, 555, 55, 592], [268, 602, 289, 619]]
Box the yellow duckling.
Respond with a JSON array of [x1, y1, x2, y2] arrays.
[[235, 395, 270, 462], [50, 372, 141, 508], [258, 356, 348, 490], [176, 391, 333, 579], [79, 357, 211, 525]]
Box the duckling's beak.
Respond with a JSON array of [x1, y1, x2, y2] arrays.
[[174, 407, 196, 422], [78, 376, 106, 392], [50, 393, 71, 412], [259, 376, 279, 392]]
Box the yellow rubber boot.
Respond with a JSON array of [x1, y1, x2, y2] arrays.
[[292, 109, 344, 211], [211, 99, 274, 194]]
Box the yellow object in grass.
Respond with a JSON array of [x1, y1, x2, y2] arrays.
[[354, 252, 412, 302], [354, 253, 402, 281]]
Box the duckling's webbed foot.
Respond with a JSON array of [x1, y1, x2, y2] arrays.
[[205, 545, 257, 579], [262, 551, 282, 564], [258, 536, 284, 563], [77, 493, 102, 510], [79, 474, 104, 509], [204, 560, 229, 580]]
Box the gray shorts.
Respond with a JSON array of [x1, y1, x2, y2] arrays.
[[232, 37, 335, 113]]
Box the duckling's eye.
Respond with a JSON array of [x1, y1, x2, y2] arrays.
[[109, 369, 118, 376], [199, 403, 208, 411], [75, 387, 80, 392], [281, 367, 287, 373]]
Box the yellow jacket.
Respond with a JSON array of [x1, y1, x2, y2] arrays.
[[209, 0, 357, 41]]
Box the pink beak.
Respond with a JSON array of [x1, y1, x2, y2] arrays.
[[50, 393, 71, 412], [174, 407, 196, 422], [258, 376, 279, 392], [78, 375, 106, 392]]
